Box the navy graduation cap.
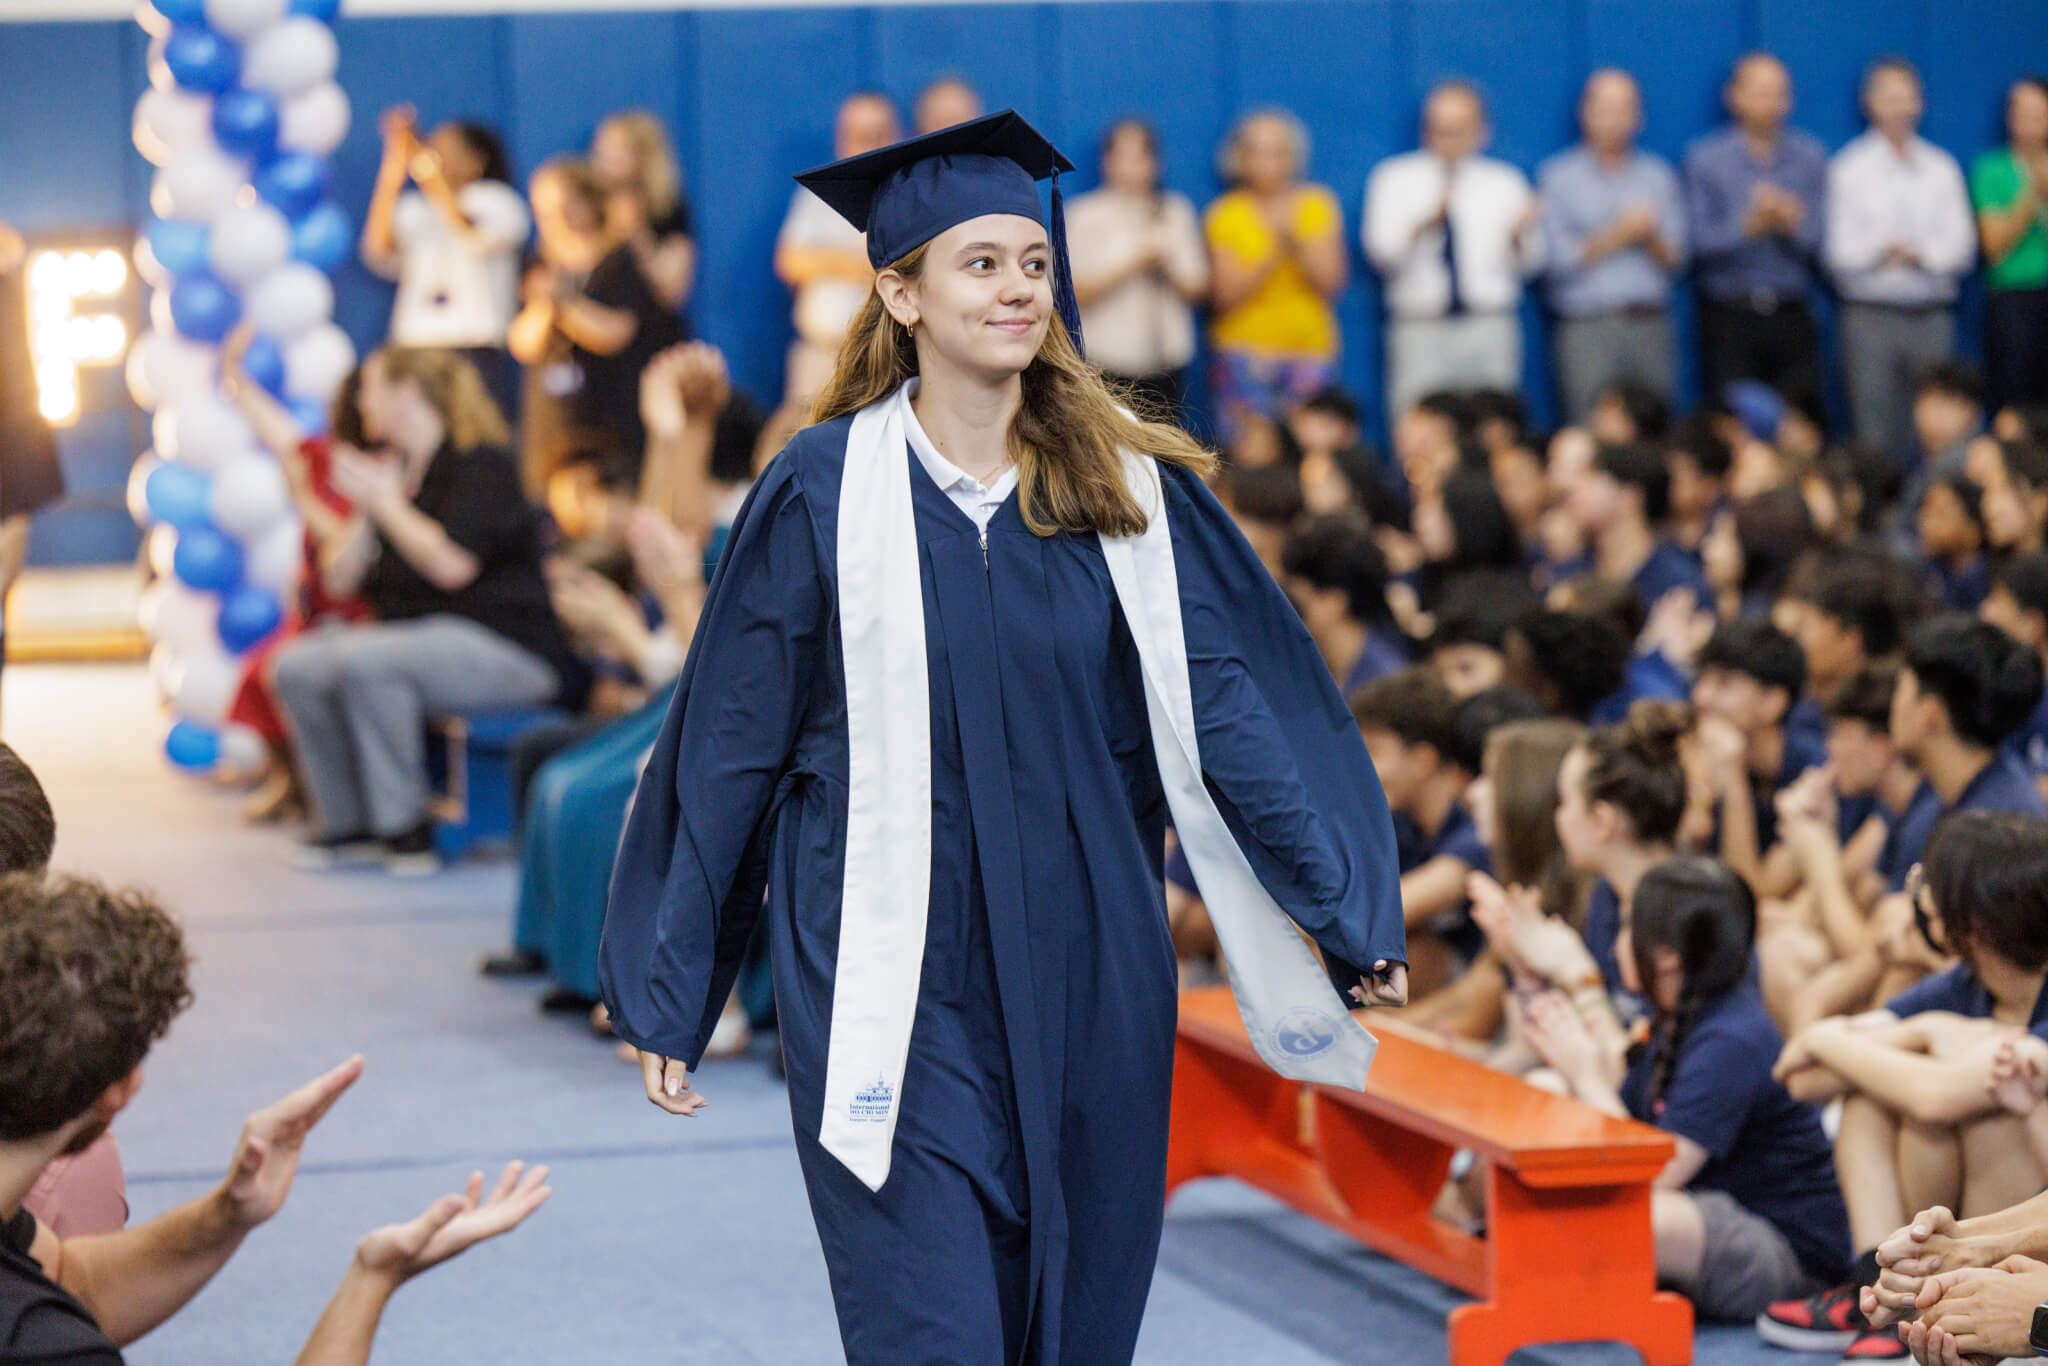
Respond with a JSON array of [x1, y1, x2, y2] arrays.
[[794, 108, 1085, 352]]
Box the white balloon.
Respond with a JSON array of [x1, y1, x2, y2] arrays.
[[245, 518, 305, 598], [143, 579, 219, 650], [134, 88, 213, 169], [241, 17, 338, 98], [146, 33, 173, 93], [219, 722, 268, 776], [209, 456, 290, 540], [137, 331, 218, 413], [148, 643, 184, 703], [148, 286, 177, 339], [202, 0, 286, 42], [277, 81, 350, 158], [147, 525, 180, 580], [126, 347, 160, 412], [159, 396, 254, 473], [244, 264, 333, 340], [127, 452, 164, 526], [157, 145, 249, 223], [283, 324, 355, 402], [207, 203, 292, 289], [173, 643, 240, 726]]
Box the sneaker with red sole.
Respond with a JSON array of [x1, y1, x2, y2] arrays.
[[1755, 1283, 1864, 1351], [1836, 1326, 1908, 1361]]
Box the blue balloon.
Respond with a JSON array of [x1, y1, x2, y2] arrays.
[[165, 720, 221, 771], [147, 218, 210, 278], [168, 271, 241, 344], [143, 462, 213, 530], [290, 201, 352, 272], [162, 26, 238, 94], [217, 585, 283, 653], [172, 524, 245, 593], [242, 334, 287, 397], [211, 88, 280, 161], [150, 0, 208, 22], [288, 0, 342, 20], [253, 154, 328, 222], [287, 396, 330, 436]]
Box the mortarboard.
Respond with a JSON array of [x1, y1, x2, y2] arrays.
[[794, 108, 1085, 353]]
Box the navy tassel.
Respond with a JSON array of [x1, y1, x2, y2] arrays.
[[1050, 167, 1085, 358]]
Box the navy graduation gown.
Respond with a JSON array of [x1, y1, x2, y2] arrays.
[[600, 415, 1402, 1365]]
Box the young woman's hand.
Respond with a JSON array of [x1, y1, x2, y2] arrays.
[[1350, 960, 1408, 1008], [1520, 990, 1601, 1086], [637, 1050, 707, 1116]]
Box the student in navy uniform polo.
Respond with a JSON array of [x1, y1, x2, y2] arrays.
[[1351, 669, 1493, 991], [1560, 441, 1713, 615], [1689, 618, 1825, 880], [1782, 551, 1923, 760], [1762, 812, 2048, 1361], [1278, 510, 1411, 701], [1521, 857, 1849, 1322], [1979, 551, 2048, 800], [1875, 614, 2046, 894]]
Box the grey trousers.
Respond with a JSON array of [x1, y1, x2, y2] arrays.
[[1552, 310, 1676, 424], [1386, 312, 1520, 416], [273, 615, 560, 838], [1841, 301, 1953, 460]]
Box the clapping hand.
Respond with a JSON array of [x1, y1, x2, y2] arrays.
[[355, 1161, 552, 1287], [218, 1056, 364, 1232], [1469, 872, 1599, 988], [377, 104, 417, 155], [638, 346, 692, 440], [329, 447, 406, 517], [1521, 990, 1602, 1084], [625, 507, 703, 607]]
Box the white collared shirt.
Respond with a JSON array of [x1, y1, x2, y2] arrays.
[[904, 395, 1018, 534], [1825, 131, 1976, 305], [1364, 151, 1544, 318]]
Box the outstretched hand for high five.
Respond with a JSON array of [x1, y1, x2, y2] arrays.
[[355, 1161, 552, 1286], [219, 1055, 365, 1233], [638, 1050, 708, 1116]]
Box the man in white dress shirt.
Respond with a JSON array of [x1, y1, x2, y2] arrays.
[[1826, 57, 1977, 459], [1366, 82, 1544, 419]]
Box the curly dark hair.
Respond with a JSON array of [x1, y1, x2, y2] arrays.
[[0, 875, 193, 1141], [0, 743, 53, 876]]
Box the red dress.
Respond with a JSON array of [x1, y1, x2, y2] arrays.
[[225, 437, 372, 747]]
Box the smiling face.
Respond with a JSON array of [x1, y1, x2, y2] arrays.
[[879, 215, 1052, 383]]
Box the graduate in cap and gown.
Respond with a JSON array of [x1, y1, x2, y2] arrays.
[[600, 111, 1406, 1365]]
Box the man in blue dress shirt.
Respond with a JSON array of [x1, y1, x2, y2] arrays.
[[1684, 54, 1829, 422], [1540, 70, 1688, 423]]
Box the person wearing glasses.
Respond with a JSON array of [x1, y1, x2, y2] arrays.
[[1759, 811, 2048, 1362]]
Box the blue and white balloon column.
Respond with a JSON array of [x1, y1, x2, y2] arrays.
[[128, 0, 350, 775]]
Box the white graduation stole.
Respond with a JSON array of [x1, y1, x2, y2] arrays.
[[824, 380, 1377, 1192]]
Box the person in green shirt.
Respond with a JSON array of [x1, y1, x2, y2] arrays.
[[1973, 78, 2048, 409]]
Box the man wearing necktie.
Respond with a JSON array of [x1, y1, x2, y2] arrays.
[[1366, 81, 1545, 423]]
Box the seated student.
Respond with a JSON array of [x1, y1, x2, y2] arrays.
[[1763, 664, 1924, 1032], [1410, 467, 1524, 616], [1588, 378, 1673, 450], [1908, 363, 1986, 485], [1465, 388, 1531, 460], [1549, 576, 1691, 723], [1763, 812, 2048, 1363], [1915, 474, 1991, 613], [272, 348, 592, 877], [1665, 417, 1733, 559], [0, 874, 550, 1366], [1279, 510, 1408, 698], [1351, 668, 1491, 994], [1288, 384, 1380, 516], [1522, 857, 1851, 1322], [1975, 436, 2048, 560], [1405, 713, 1584, 1046], [1502, 607, 1632, 723], [1689, 618, 1825, 884], [1422, 599, 1516, 700], [1980, 550, 2048, 799], [1219, 462, 1304, 581], [1785, 548, 1925, 751], [1392, 389, 1474, 502], [1563, 441, 1712, 615], [1554, 701, 1692, 996], [1701, 487, 1818, 623]]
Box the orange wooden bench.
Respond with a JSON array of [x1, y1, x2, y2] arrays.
[[1168, 986, 1693, 1366]]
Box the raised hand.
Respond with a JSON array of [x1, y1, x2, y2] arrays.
[[219, 1055, 364, 1231], [355, 1161, 552, 1286]]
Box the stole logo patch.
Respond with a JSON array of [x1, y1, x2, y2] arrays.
[[850, 1075, 895, 1122], [1273, 1008, 1337, 1058]]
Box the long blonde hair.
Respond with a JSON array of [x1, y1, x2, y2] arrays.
[[809, 244, 1215, 537], [376, 347, 511, 452], [596, 110, 683, 222]]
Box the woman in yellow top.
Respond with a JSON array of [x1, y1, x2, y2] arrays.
[[1204, 109, 1349, 443]]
